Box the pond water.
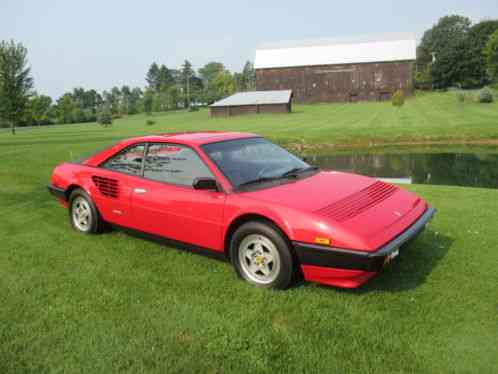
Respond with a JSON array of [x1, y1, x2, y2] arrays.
[[306, 151, 498, 189]]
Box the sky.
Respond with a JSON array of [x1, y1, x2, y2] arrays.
[[2, 0, 497, 99]]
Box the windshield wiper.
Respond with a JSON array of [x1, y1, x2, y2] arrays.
[[280, 165, 320, 178], [237, 176, 282, 188]]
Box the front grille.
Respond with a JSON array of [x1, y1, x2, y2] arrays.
[[315, 181, 398, 222], [92, 176, 119, 198]]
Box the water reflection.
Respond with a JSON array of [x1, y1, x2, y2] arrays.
[[309, 152, 498, 189]]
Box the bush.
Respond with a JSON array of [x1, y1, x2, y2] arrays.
[[188, 105, 199, 112], [392, 90, 405, 107], [478, 87, 494, 103], [146, 119, 155, 126], [97, 106, 113, 127]]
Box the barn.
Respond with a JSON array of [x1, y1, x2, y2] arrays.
[[209, 90, 292, 117], [255, 33, 417, 103]]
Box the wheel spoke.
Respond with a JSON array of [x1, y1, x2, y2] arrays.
[[260, 264, 270, 276]]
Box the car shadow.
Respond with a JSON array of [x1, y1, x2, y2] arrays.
[[300, 228, 453, 293]]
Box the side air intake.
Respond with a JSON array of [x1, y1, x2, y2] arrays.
[[92, 176, 119, 198]]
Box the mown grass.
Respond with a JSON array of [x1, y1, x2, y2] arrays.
[[1, 91, 498, 154], [1, 92, 498, 373]]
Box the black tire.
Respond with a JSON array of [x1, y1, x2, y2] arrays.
[[68, 188, 104, 234], [229, 221, 294, 290]]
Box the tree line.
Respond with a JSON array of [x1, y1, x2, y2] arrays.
[[416, 16, 498, 89], [0, 40, 255, 133]]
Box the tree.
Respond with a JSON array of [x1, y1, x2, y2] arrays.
[[167, 86, 180, 110], [146, 62, 160, 92], [158, 65, 174, 90], [181, 60, 194, 108], [97, 104, 113, 127], [240, 61, 255, 91], [459, 20, 498, 87], [210, 71, 236, 101], [143, 89, 154, 115], [0, 40, 34, 134], [56, 93, 76, 123], [129, 87, 143, 114], [417, 15, 471, 88], [199, 62, 225, 84], [29, 94, 52, 125], [484, 29, 498, 81]]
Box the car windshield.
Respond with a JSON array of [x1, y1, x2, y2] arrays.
[[202, 137, 313, 189]]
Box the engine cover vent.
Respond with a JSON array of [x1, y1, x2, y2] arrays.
[[92, 176, 119, 198], [315, 181, 398, 222]]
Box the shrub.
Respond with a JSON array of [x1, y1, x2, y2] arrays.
[[188, 105, 199, 112], [146, 119, 155, 126], [478, 87, 494, 103], [97, 106, 113, 127], [392, 90, 405, 107]]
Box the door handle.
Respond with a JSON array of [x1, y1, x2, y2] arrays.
[[134, 188, 147, 194]]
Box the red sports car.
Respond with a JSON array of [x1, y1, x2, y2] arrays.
[[48, 131, 435, 289]]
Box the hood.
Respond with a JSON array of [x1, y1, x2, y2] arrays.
[[242, 171, 425, 251], [241, 171, 376, 212]]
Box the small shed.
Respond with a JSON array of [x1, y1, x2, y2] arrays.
[[209, 90, 292, 117]]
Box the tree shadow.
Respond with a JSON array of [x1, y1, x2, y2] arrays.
[[301, 228, 453, 293]]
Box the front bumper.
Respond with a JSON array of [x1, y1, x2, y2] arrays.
[[47, 184, 66, 200], [294, 207, 436, 284]]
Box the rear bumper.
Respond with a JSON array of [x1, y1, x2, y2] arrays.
[[294, 207, 436, 287], [47, 184, 66, 200]]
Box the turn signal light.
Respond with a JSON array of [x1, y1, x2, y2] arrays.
[[314, 237, 331, 246]]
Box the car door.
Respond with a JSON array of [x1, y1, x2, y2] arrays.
[[131, 143, 226, 251], [89, 143, 146, 229]]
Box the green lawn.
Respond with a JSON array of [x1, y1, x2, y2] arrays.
[[1, 91, 498, 153], [1, 93, 498, 373]]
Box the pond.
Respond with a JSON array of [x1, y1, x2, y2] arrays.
[[305, 148, 498, 189]]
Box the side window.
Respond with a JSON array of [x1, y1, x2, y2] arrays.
[[101, 144, 145, 175], [144, 143, 214, 186]]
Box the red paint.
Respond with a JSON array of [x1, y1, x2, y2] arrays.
[[301, 265, 377, 288], [50, 132, 432, 288]]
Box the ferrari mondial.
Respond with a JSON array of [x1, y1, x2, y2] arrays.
[[48, 131, 435, 289]]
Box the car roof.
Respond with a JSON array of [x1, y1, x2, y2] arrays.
[[124, 131, 258, 146]]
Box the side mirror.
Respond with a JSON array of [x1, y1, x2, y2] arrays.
[[193, 177, 219, 191]]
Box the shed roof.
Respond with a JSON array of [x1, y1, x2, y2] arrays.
[[210, 90, 292, 107], [255, 33, 416, 69]]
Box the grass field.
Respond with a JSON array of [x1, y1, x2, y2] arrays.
[[1, 91, 498, 153], [1, 92, 498, 373]]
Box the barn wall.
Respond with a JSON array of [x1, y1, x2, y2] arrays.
[[210, 103, 291, 117], [258, 103, 290, 114], [256, 61, 414, 103], [209, 107, 230, 117]]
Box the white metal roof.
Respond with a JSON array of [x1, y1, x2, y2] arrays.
[[255, 33, 417, 69], [210, 90, 292, 107]]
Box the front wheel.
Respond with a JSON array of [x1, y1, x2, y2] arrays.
[[69, 189, 103, 234], [230, 221, 294, 289]]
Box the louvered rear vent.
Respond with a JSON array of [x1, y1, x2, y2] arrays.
[[92, 176, 119, 198], [315, 181, 398, 222]]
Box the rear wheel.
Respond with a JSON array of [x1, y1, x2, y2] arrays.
[[69, 189, 103, 234], [230, 221, 294, 289]]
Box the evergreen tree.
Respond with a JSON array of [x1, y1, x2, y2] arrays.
[[146, 62, 160, 91]]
